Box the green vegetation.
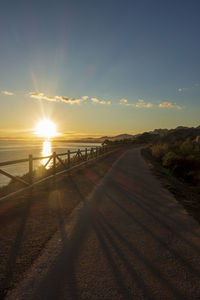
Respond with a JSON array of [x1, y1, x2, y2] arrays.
[[102, 132, 158, 146], [148, 137, 200, 185], [103, 126, 200, 186]]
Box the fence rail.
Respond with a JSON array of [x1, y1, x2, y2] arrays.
[[0, 145, 116, 202]]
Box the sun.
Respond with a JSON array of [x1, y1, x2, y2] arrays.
[[35, 119, 57, 139]]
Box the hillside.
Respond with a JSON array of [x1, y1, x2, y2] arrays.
[[59, 125, 200, 144]]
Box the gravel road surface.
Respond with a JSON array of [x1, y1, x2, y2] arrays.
[[6, 148, 200, 300]]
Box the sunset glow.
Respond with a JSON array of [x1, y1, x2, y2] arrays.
[[35, 119, 57, 139], [41, 140, 52, 168], [0, 1, 200, 139]]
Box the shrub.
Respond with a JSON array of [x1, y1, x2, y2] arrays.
[[151, 143, 168, 161], [162, 151, 179, 168], [180, 138, 194, 156], [148, 132, 200, 186]]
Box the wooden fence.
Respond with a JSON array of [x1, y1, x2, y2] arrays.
[[0, 145, 116, 202]]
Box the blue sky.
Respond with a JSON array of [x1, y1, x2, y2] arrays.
[[0, 0, 200, 138]]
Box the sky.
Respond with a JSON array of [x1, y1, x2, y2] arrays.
[[0, 0, 200, 139]]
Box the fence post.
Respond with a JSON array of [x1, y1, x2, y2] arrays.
[[68, 150, 71, 167], [53, 152, 56, 175], [78, 149, 81, 161], [85, 148, 87, 160], [29, 154, 33, 184]]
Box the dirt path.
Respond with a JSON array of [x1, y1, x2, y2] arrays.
[[6, 148, 200, 300]]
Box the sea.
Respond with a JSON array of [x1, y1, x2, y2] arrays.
[[0, 140, 101, 187]]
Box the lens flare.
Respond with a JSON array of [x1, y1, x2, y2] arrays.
[[41, 140, 52, 169], [35, 119, 57, 138]]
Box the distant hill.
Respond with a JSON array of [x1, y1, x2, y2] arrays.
[[149, 125, 200, 137], [65, 133, 134, 143], [135, 125, 200, 144], [175, 126, 190, 130], [100, 134, 134, 141], [58, 125, 200, 144], [150, 129, 169, 136]]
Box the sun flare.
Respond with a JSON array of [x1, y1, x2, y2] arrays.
[[35, 119, 57, 139]]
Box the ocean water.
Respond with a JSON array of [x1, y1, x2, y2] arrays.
[[0, 140, 100, 187]]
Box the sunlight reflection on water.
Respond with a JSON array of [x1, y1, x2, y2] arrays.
[[0, 141, 100, 186], [41, 140, 52, 169]]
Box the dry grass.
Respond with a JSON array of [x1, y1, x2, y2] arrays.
[[141, 147, 200, 225]]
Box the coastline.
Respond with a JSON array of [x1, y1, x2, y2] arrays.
[[0, 141, 101, 188]]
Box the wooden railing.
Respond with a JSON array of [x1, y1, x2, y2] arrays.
[[0, 145, 116, 202]]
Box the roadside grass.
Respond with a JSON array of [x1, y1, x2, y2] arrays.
[[141, 147, 200, 226]]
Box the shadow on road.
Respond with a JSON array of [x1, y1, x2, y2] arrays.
[[5, 148, 200, 299], [0, 192, 33, 299]]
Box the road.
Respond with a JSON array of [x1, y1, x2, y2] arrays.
[[6, 148, 200, 300]]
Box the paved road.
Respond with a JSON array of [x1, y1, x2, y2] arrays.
[[6, 148, 200, 300]]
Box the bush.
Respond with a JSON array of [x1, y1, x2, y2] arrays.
[[151, 143, 168, 161], [148, 134, 200, 186], [162, 151, 179, 168], [179, 138, 199, 156]]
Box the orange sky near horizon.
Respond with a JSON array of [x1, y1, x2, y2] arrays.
[[0, 93, 199, 141]]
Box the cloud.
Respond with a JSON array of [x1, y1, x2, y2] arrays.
[[120, 98, 128, 104], [178, 84, 200, 92], [100, 100, 106, 104], [56, 96, 69, 102], [29, 92, 57, 102], [91, 97, 100, 103], [29, 92, 82, 104], [56, 96, 82, 104], [120, 98, 134, 107], [159, 102, 183, 110], [136, 99, 153, 108], [82, 96, 89, 100], [120, 98, 152, 108], [91, 97, 110, 105], [29, 92, 111, 105], [120, 98, 183, 110], [177, 87, 191, 92], [2, 90, 15, 95], [68, 98, 82, 104]]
